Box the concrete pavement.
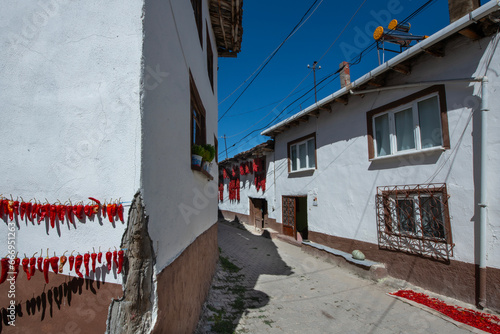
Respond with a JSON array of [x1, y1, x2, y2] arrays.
[[196, 220, 475, 333]]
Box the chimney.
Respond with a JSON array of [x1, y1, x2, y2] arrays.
[[448, 0, 480, 23], [339, 61, 350, 89]]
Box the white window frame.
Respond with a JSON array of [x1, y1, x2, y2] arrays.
[[289, 136, 316, 173], [372, 92, 444, 159]]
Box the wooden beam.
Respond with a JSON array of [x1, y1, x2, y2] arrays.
[[298, 116, 309, 123], [424, 47, 444, 57], [458, 26, 483, 40], [391, 64, 410, 75], [334, 96, 348, 105], [366, 79, 384, 87]]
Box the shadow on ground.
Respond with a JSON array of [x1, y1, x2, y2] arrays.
[[196, 217, 293, 333]]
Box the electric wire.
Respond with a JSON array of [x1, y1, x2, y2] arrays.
[[219, 0, 440, 159], [218, 0, 324, 121]]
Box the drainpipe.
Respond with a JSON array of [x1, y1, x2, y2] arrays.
[[478, 76, 488, 309]]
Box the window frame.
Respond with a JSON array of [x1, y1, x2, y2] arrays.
[[287, 133, 317, 173], [206, 23, 214, 91], [367, 85, 450, 160], [190, 0, 203, 46], [190, 72, 206, 149]]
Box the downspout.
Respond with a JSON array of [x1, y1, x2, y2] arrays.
[[478, 76, 488, 309]]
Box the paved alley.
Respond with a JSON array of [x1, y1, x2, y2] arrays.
[[196, 221, 474, 334]]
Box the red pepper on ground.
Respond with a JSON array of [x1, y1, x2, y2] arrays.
[[20, 202, 27, 220], [69, 251, 75, 271], [0, 258, 9, 284], [49, 204, 57, 228], [117, 204, 124, 223], [83, 253, 90, 276], [43, 257, 49, 283], [117, 250, 124, 274], [29, 255, 36, 277], [106, 251, 112, 271], [13, 257, 20, 281], [91, 249, 97, 273], [22, 256, 31, 280], [59, 252, 67, 273], [74, 254, 83, 278], [26, 202, 33, 222], [49, 255, 59, 274]]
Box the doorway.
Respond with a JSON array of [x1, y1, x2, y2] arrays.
[[282, 196, 308, 240], [249, 198, 267, 229]]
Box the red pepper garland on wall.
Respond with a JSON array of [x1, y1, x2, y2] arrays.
[[253, 157, 266, 192], [0, 248, 126, 284], [0, 196, 126, 227]]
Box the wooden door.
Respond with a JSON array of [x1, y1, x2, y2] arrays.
[[282, 196, 296, 238]]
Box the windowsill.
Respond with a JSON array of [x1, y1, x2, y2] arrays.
[[370, 146, 446, 162], [191, 164, 214, 180], [289, 167, 316, 174]]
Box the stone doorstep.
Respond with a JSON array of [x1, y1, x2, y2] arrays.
[[301, 240, 388, 281]]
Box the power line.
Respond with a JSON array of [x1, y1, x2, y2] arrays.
[[218, 0, 325, 121]]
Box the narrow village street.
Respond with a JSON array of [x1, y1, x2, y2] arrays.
[[196, 220, 474, 334]]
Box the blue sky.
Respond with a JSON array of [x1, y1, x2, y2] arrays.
[[217, 0, 472, 160]]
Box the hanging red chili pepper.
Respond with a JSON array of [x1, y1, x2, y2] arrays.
[[0, 199, 4, 218], [106, 250, 112, 271], [91, 248, 97, 273], [13, 256, 20, 281], [32, 203, 40, 222], [22, 255, 30, 280], [13, 200, 20, 216], [69, 251, 75, 271], [20, 202, 27, 220], [74, 254, 83, 278], [49, 204, 57, 228], [29, 253, 37, 278], [75, 204, 84, 220], [84, 204, 92, 218], [97, 247, 102, 263], [38, 203, 50, 223], [0, 258, 9, 284], [57, 204, 66, 222], [117, 204, 124, 223], [107, 204, 114, 222], [37, 250, 44, 273], [26, 202, 33, 222], [117, 250, 124, 274], [66, 204, 74, 224], [84, 253, 90, 276], [59, 251, 67, 273], [49, 253, 59, 274], [43, 252, 50, 283], [113, 249, 118, 268], [7, 200, 14, 220]]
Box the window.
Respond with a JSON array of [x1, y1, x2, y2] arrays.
[[288, 133, 316, 172], [206, 24, 214, 91], [191, 0, 203, 46], [367, 85, 449, 160], [190, 73, 206, 147], [376, 183, 454, 261]]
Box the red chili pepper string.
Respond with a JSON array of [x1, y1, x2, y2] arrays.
[[84, 253, 90, 276]]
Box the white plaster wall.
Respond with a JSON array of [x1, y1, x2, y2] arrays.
[[271, 34, 500, 268], [141, 0, 220, 272], [218, 152, 276, 217], [0, 1, 144, 282]]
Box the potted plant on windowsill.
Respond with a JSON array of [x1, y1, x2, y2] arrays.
[[192, 144, 205, 167], [202, 144, 215, 173]]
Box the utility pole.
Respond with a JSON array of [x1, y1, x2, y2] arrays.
[[307, 61, 321, 103], [223, 134, 228, 160]]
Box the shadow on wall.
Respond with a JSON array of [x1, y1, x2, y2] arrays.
[[197, 219, 292, 333], [0, 275, 117, 333]]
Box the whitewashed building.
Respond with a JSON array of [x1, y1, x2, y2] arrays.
[[259, 1, 500, 311], [0, 0, 242, 333]]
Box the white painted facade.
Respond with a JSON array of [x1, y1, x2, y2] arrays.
[[218, 152, 276, 218], [266, 31, 500, 268], [0, 0, 220, 282]]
